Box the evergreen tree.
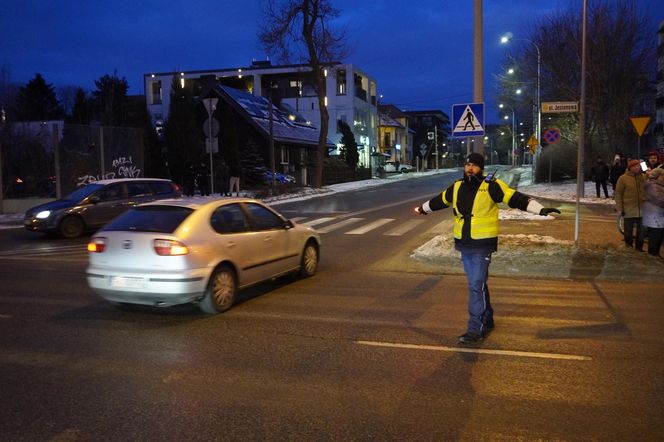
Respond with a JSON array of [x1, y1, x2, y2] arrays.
[[163, 75, 202, 186], [338, 120, 359, 170], [66, 88, 92, 124], [133, 96, 163, 178], [15, 73, 64, 121], [92, 71, 129, 126]]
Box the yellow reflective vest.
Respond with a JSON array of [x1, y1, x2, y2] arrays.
[[443, 178, 516, 240]]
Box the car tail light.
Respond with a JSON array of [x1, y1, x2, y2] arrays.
[[153, 239, 189, 256], [87, 237, 106, 253]]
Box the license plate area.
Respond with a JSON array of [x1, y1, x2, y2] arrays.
[[109, 276, 146, 289]]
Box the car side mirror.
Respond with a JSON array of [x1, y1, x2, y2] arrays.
[[89, 196, 100, 204], [284, 219, 294, 229]]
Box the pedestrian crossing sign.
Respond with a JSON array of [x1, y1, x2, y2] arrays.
[[452, 103, 485, 137]]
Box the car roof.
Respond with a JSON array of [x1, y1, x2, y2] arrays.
[[91, 178, 174, 185], [139, 196, 262, 210]]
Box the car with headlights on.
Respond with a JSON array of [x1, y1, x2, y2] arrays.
[[86, 197, 321, 314], [24, 178, 182, 238]]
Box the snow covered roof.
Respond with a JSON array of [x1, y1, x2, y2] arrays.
[[214, 85, 334, 148]]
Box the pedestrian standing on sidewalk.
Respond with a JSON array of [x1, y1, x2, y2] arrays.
[[413, 153, 561, 345], [228, 160, 241, 197], [590, 156, 610, 198], [609, 154, 626, 196], [615, 159, 647, 251], [642, 168, 664, 258]]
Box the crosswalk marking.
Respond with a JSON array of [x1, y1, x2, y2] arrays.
[[346, 218, 394, 235], [383, 219, 426, 236], [317, 218, 363, 233], [302, 217, 337, 227], [290, 217, 308, 223]]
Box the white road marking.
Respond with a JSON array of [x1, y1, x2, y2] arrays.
[[356, 340, 592, 361], [383, 219, 426, 236], [317, 218, 363, 233], [290, 217, 308, 223], [346, 218, 394, 235], [301, 217, 337, 227]]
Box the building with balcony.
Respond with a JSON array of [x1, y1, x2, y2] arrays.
[[144, 61, 379, 168], [378, 104, 414, 166]]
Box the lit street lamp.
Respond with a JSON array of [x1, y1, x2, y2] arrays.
[[500, 103, 516, 166], [501, 34, 541, 180]]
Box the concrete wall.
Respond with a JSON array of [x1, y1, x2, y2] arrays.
[[1, 198, 55, 214]]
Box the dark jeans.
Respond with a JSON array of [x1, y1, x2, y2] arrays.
[[595, 180, 609, 198], [647, 227, 664, 256], [460, 250, 494, 335], [624, 217, 644, 250]]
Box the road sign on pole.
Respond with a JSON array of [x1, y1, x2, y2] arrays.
[[541, 101, 578, 113], [452, 103, 485, 137]]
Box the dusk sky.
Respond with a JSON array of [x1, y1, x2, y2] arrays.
[[2, 0, 663, 124]]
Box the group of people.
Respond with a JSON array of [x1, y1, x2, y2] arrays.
[[182, 160, 241, 197], [614, 150, 664, 258]]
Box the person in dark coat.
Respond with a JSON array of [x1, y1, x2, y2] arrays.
[[609, 154, 626, 196], [216, 159, 229, 196], [590, 156, 610, 198], [196, 162, 210, 196], [183, 164, 196, 197]]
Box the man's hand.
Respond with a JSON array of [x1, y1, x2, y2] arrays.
[[539, 208, 561, 216], [414, 205, 427, 215]]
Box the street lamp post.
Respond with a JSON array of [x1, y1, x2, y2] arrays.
[[501, 34, 541, 179], [500, 104, 516, 166]]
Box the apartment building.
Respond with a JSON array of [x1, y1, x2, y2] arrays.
[[378, 104, 414, 165], [144, 61, 379, 167]]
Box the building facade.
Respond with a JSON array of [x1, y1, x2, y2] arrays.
[[144, 61, 379, 168]]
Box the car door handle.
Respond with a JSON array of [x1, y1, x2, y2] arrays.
[[263, 237, 272, 242], [226, 241, 236, 248]]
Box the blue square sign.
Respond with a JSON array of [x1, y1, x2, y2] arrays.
[[452, 103, 485, 137]]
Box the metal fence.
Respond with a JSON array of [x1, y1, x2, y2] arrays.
[[1, 122, 144, 201]]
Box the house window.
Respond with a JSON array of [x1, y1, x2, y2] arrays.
[[337, 114, 347, 133], [280, 146, 290, 164], [337, 69, 346, 95], [384, 133, 391, 148], [150, 80, 162, 105]]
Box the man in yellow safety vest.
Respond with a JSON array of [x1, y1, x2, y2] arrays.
[[414, 153, 561, 344]]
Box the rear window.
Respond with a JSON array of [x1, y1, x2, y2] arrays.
[[101, 205, 194, 233], [150, 181, 177, 195]]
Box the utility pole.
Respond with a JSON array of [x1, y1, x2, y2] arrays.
[[473, 0, 484, 156]]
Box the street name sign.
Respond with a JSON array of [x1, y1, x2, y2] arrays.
[[541, 101, 579, 113], [452, 103, 485, 137]]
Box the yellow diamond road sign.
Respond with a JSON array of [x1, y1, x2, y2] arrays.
[[630, 116, 651, 137]]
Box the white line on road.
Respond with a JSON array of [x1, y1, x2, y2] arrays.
[[301, 217, 337, 227], [345, 218, 394, 235], [317, 217, 363, 233], [356, 340, 592, 361], [383, 219, 426, 236]]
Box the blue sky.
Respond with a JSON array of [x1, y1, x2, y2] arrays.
[[2, 0, 662, 123]]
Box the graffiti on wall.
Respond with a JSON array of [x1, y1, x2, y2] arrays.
[[77, 156, 142, 186]]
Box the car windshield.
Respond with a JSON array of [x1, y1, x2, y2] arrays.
[[101, 205, 194, 233], [64, 183, 104, 201]]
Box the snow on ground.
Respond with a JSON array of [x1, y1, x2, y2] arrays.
[[0, 166, 614, 226]]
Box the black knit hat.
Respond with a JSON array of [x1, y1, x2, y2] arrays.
[[465, 152, 485, 170]]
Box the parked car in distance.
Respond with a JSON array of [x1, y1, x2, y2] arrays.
[[24, 178, 182, 238], [383, 161, 415, 173], [86, 197, 321, 314]]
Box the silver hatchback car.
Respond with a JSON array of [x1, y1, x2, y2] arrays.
[[86, 197, 321, 314]]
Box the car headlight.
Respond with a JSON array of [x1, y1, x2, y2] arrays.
[[36, 210, 51, 219]]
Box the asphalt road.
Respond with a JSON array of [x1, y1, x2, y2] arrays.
[[1, 173, 662, 441]]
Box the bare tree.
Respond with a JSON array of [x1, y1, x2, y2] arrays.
[[258, 0, 348, 187], [496, 0, 655, 177]]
